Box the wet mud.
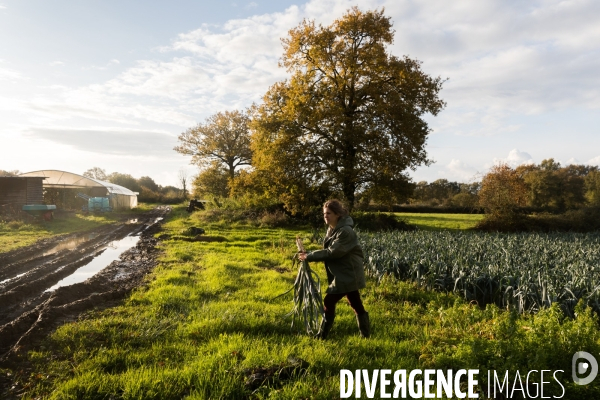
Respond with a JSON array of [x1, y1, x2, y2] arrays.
[[0, 206, 170, 368]]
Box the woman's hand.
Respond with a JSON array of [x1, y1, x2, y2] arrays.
[[298, 252, 308, 261]]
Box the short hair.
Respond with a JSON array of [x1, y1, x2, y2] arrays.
[[323, 199, 348, 217]]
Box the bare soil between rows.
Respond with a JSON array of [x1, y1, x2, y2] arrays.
[[0, 206, 170, 396]]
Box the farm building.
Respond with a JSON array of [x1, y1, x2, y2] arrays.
[[0, 176, 46, 216], [19, 170, 138, 210]]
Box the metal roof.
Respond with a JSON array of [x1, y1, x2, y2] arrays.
[[0, 176, 45, 180], [19, 170, 138, 196]]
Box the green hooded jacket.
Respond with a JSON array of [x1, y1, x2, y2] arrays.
[[306, 216, 366, 294]]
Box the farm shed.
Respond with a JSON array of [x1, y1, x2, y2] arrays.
[[19, 170, 138, 210], [0, 176, 46, 215]]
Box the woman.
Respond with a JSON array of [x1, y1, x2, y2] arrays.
[[299, 199, 370, 339]]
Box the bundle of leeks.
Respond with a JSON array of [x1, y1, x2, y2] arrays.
[[275, 237, 325, 335]]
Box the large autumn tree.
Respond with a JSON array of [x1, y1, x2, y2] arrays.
[[478, 163, 528, 221], [251, 7, 445, 211], [175, 109, 252, 181]]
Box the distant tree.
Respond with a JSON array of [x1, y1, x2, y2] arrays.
[[178, 169, 189, 200], [137, 176, 159, 192], [175, 109, 252, 182], [0, 169, 20, 177], [107, 172, 141, 192], [478, 164, 528, 220], [362, 179, 415, 209], [451, 192, 478, 208], [409, 179, 475, 206], [428, 179, 460, 205], [521, 159, 564, 209], [410, 181, 431, 204], [83, 167, 107, 181], [250, 7, 445, 212], [192, 162, 230, 199], [161, 185, 181, 193], [556, 164, 588, 210], [459, 182, 481, 196], [585, 170, 600, 206], [519, 159, 588, 211]]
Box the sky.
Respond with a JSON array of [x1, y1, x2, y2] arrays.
[[1, 0, 599, 187]]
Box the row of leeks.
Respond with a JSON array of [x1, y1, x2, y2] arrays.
[[359, 231, 600, 317]]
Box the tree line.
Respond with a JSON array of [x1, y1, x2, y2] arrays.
[[478, 161, 600, 219], [408, 160, 600, 213], [82, 167, 187, 204], [409, 180, 480, 208]]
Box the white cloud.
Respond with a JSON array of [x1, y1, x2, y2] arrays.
[[24, 127, 179, 157], [85, 59, 123, 71], [17, 85, 197, 127], [385, 0, 600, 137], [587, 156, 600, 166], [102, 57, 212, 99], [0, 66, 23, 81], [493, 149, 534, 168], [49, 61, 65, 67], [443, 159, 478, 182], [14, 0, 600, 133]]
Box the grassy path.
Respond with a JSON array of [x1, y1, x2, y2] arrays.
[[8, 207, 599, 399]]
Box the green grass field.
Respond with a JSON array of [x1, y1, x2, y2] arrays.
[[8, 206, 599, 399], [396, 212, 483, 230]]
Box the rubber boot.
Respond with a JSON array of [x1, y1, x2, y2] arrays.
[[315, 314, 335, 340], [356, 312, 370, 338]]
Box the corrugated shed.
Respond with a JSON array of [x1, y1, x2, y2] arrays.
[[0, 176, 46, 214]]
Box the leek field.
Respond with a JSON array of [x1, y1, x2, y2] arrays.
[[361, 231, 600, 317], [5, 206, 600, 399]]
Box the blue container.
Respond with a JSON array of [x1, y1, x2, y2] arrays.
[[22, 204, 56, 220], [22, 204, 57, 212], [88, 197, 111, 212]]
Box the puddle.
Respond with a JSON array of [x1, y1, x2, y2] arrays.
[[114, 268, 129, 279], [46, 235, 140, 291], [0, 272, 27, 286], [43, 233, 98, 256]]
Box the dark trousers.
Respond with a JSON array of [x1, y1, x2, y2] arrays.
[[323, 290, 366, 317]]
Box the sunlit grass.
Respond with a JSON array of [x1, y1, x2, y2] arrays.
[[396, 212, 484, 230], [13, 206, 600, 399]]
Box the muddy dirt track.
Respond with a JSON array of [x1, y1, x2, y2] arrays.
[[0, 206, 170, 368]]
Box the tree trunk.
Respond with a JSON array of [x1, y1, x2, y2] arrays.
[[342, 140, 357, 211], [343, 181, 356, 212]]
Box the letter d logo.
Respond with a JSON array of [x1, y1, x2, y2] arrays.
[[572, 351, 598, 385]]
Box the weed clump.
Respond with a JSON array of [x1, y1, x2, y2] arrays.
[[7, 220, 23, 230]]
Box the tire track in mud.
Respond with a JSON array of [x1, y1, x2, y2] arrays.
[[0, 206, 170, 365]]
